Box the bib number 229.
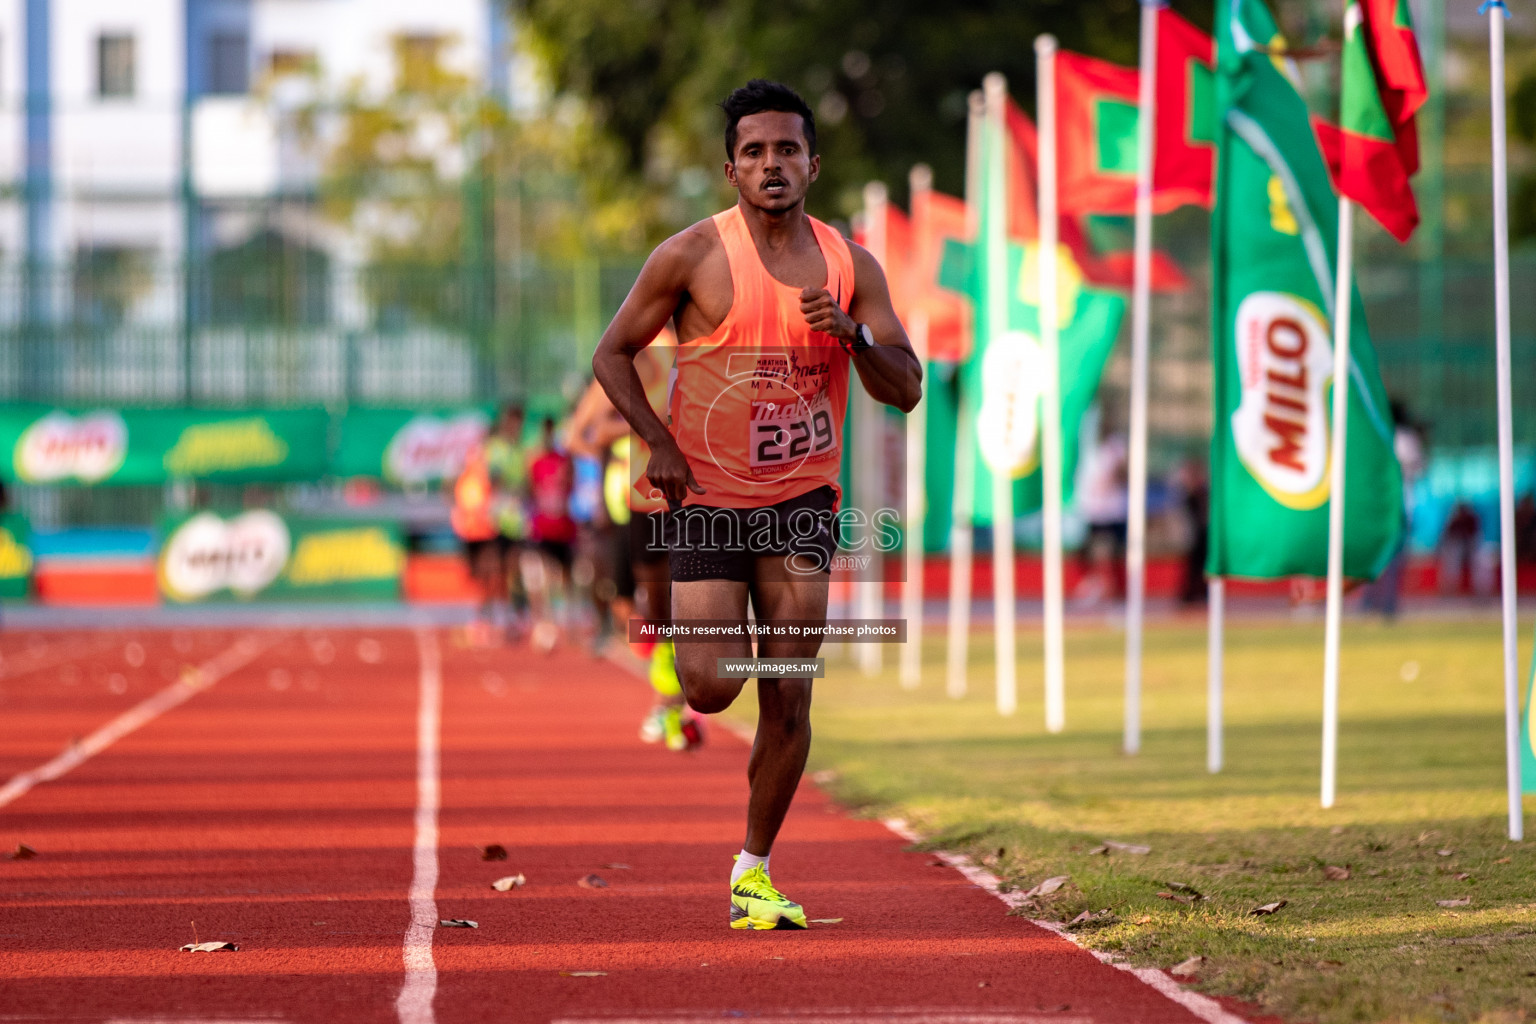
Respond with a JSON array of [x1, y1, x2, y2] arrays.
[[752, 408, 836, 467]]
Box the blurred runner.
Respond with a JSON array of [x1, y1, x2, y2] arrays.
[[526, 415, 578, 652], [592, 80, 920, 930], [452, 402, 529, 645], [570, 330, 701, 751]]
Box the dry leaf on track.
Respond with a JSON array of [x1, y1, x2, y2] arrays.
[[1065, 909, 1117, 931], [809, 918, 844, 924], [578, 874, 608, 889], [439, 919, 478, 928], [491, 874, 526, 891], [10, 844, 37, 860], [603, 863, 631, 870], [561, 971, 606, 977], [1436, 897, 1471, 908], [1102, 840, 1151, 855], [1170, 955, 1206, 977], [1323, 865, 1351, 881], [1250, 900, 1288, 916], [1024, 875, 1070, 898], [180, 941, 238, 952], [480, 844, 508, 861]]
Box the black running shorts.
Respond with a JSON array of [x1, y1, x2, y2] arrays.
[[666, 485, 840, 582]]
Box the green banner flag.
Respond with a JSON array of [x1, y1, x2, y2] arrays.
[[0, 407, 330, 485], [939, 238, 1125, 526], [157, 510, 405, 603], [1523, 621, 1536, 794], [1208, 0, 1403, 579], [332, 407, 492, 484], [0, 513, 32, 599]]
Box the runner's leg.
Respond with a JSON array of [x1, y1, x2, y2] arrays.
[[670, 580, 750, 714], [740, 557, 828, 857]]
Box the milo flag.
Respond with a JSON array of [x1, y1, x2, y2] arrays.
[[1209, 0, 1403, 579], [938, 90, 1125, 524], [1522, 623, 1536, 793]]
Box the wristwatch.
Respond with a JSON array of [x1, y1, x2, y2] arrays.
[[843, 323, 874, 355]]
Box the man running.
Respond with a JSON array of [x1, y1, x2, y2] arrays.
[[568, 334, 701, 751], [592, 79, 920, 930]]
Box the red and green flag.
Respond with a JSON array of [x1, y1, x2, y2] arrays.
[[1056, 51, 1147, 215], [856, 195, 972, 363], [1314, 0, 1422, 242], [1154, 6, 1218, 209], [1364, 0, 1427, 172], [1055, 9, 1216, 216], [1008, 101, 1188, 292]]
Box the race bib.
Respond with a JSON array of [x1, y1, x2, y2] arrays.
[[748, 390, 838, 470]]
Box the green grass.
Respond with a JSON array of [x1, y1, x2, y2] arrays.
[[747, 617, 1536, 1024]]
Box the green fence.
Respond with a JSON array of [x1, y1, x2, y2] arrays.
[[0, 258, 643, 409]]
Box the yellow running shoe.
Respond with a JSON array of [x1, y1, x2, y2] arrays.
[[649, 640, 681, 697], [729, 863, 808, 930]]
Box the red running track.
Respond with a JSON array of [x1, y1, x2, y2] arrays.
[[0, 626, 1242, 1024]]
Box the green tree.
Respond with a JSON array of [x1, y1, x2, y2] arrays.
[[509, 0, 1207, 235], [315, 32, 667, 329]]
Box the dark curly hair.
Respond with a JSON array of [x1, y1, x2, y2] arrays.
[[721, 79, 816, 161]]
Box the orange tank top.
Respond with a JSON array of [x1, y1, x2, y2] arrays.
[[669, 206, 854, 509]]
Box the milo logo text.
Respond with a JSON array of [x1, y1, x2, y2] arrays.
[[14, 411, 128, 484], [158, 510, 291, 602], [1230, 292, 1334, 510], [385, 412, 489, 485], [976, 330, 1043, 478]]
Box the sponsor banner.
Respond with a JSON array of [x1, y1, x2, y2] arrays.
[[158, 510, 404, 603], [1523, 620, 1536, 798], [0, 407, 329, 485], [332, 407, 492, 485], [1524, 621, 1536, 794], [0, 513, 32, 599]]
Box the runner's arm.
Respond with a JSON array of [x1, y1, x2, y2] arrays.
[[592, 233, 706, 500], [800, 244, 922, 413]]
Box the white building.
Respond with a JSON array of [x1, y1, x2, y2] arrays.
[[0, 0, 514, 321], [0, 0, 523, 404]]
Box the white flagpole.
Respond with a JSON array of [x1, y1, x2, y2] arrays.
[[1321, 193, 1355, 810], [860, 181, 889, 677], [983, 72, 1017, 717], [902, 164, 934, 690], [1207, 577, 1224, 773], [946, 90, 985, 701], [1125, 0, 1163, 756], [1036, 38, 1065, 734], [1487, 0, 1524, 841]]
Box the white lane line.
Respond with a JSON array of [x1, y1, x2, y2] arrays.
[[555, 1014, 1091, 1024], [396, 627, 442, 1024], [882, 820, 1253, 1024], [604, 650, 1248, 1024], [0, 634, 274, 809]]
